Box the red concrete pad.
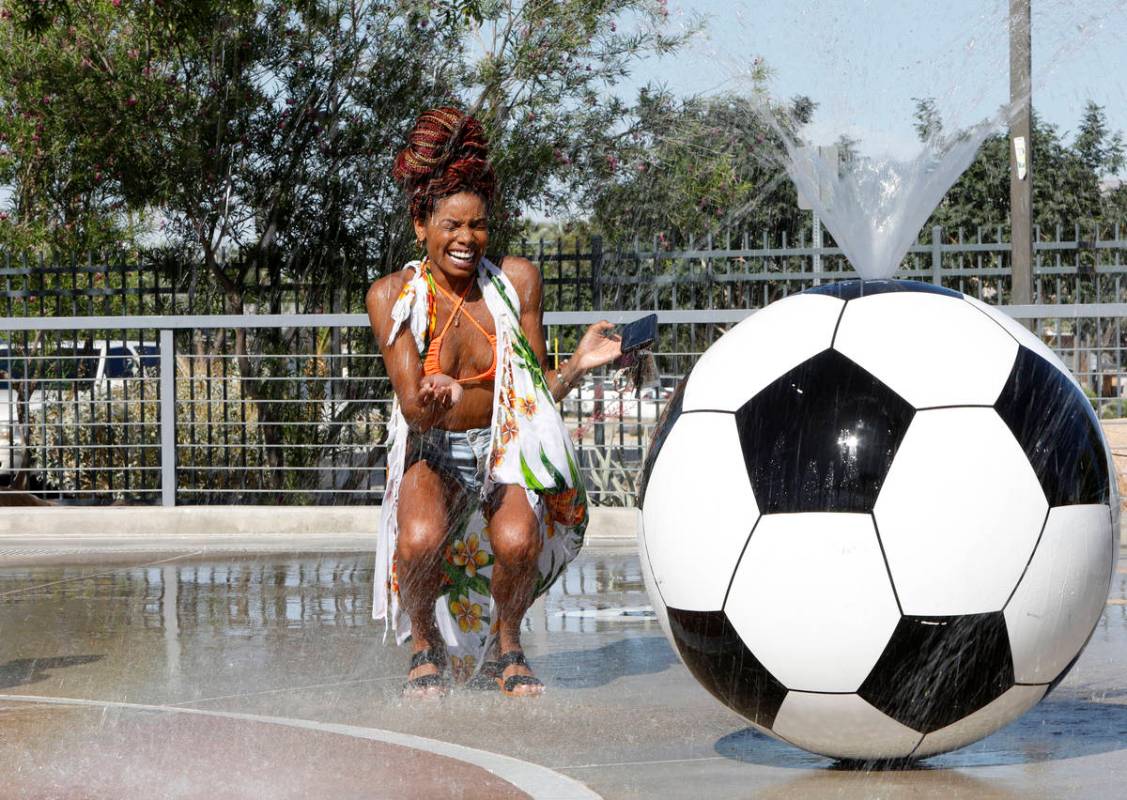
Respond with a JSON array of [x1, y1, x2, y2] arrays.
[[1, 703, 530, 800]]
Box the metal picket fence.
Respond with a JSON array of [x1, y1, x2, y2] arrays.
[[1, 303, 1125, 507], [3, 223, 1127, 505], [3, 223, 1126, 318]]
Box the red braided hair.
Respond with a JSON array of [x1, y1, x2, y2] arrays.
[[393, 106, 496, 221]]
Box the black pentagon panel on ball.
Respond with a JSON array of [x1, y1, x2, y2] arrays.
[[994, 346, 1110, 507], [639, 376, 688, 505], [734, 349, 915, 514], [803, 279, 962, 301], [859, 612, 1015, 734], [666, 608, 788, 729]]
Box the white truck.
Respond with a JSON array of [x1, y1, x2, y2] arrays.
[[0, 340, 159, 485]]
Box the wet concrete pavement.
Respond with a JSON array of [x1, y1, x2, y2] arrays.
[[2, 542, 1127, 799]]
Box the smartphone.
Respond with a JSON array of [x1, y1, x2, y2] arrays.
[[616, 313, 658, 354]]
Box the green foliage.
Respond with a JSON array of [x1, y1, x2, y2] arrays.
[[31, 373, 266, 501], [0, 0, 195, 254], [463, 0, 696, 255], [912, 97, 943, 143], [588, 88, 810, 247], [0, 0, 691, 288], [0, 1, 690, 501], [590, 91, 1127, 251], [582, 445, 637, 507], [1075, 100, 1125, 178], [917, 98, 1126, 237]]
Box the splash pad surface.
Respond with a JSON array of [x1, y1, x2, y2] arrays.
[[3, 540, 1127, 799]]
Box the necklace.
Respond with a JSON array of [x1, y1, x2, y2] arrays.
[[452, 282, 471, 327], [423, 257, 472, 328], [441, 276, 473, 328]]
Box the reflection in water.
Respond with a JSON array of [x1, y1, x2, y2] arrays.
[[540, 549, 657, 634], [1, 558, 376, 637], [3, 554, 1122, 648], [0, 549, 654, 640], [162, 565, 181, 685]]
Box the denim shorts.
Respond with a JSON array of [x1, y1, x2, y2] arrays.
[[404, 426, 491, 500]]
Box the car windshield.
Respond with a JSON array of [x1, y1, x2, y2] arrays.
[[0, 344, 99, 390], [135, 345, 160, 370], [105, 346, 138, 379], [0, 346, 28, 380]]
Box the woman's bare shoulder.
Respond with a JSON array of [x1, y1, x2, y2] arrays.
[[498, 255, 543, 304], [366, 266, 416, 311]]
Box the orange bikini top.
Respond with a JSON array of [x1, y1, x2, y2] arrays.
[[422, 270, 497, 385]]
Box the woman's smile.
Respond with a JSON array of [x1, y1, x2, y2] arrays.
[[445, 246, 478, 269]]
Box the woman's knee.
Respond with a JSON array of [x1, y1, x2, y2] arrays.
[[489, 521, 540, 566], [397, 520, 446, 565]]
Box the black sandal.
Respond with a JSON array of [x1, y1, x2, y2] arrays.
[[403, 647, 448, 697], [465, 659, 503, 691], [496, 650, 544, 697]]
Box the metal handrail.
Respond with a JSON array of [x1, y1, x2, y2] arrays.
[[3, 303, 1127, 508], [5, 303, 1127, 331]]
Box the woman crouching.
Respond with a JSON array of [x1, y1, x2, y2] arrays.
[[367, 107, 621, 698]]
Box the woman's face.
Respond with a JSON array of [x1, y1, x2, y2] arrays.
[[414, 191, 489, 281]]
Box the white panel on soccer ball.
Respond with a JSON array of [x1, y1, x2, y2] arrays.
[[682, 293, 843, 412], [874, 408, 1048, 616], [1005, 504, 1114, 683], [771, 692, 922, 760], [641, 412, 759, 610], [725, 513, 900, 693], [637, 508, 677, 651], [833, 292, 1018, 408], [913, 684, 1048, 758], [961, 295, 1081, 392]]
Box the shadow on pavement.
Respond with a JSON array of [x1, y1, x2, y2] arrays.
[[0, 656, 104, 690], [714, 695, 1127, 769], [752, 767, 1023, 800], [537, 635, 679, 689]]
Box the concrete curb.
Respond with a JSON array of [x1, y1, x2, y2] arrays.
[[0, 505, 641, 542]]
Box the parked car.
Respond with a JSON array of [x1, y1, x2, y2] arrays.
[[564, 379, 672, 422], [0, 339, 158, 483]]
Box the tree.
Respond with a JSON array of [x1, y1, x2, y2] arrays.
[[912, 96, 943, 143], [588, 87, 812, 247], [917, 99, 1116, 237], [1075, 100, 1125, 178], [0, 0, 192, 255], [1, 0, 690, 294], [458, 0, 693, 253], [0, 1, 690, 497]]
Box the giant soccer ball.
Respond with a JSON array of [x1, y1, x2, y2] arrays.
[[639, 279, 1119, 761]]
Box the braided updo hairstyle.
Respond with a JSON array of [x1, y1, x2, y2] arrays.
[[392, 107, 496, 222]]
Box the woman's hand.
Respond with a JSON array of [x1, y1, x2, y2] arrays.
[[571, 321, 622, 372], [418, 373, 463, 410]]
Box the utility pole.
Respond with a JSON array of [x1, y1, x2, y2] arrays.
[[1010, 0, 1034, 308]]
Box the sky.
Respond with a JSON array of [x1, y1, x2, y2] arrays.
[[613, 0, 1127, 164]]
